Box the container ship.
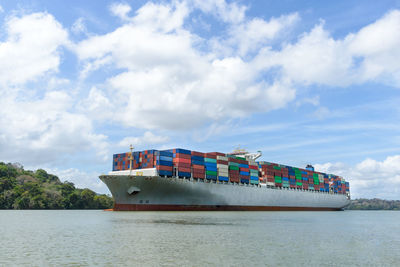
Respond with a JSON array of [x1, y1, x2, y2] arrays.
[[100, 147, 350, 211]]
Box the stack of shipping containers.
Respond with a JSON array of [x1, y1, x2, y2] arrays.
[[204, 153, 217, 180], [216, 153, 229, 182], [239, 158, 250, 184], [191, 151, 205, 179], [156, 150, 173, 176], [171, 148, 191, 178], [228, 156, 240, 183]]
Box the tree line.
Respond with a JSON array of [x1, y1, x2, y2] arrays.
[[0, 162, 113, 209], [346, 198, 400, 210]]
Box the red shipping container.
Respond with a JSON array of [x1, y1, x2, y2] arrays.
[[249, 165, 258, 170], [240, 167, 249, 172], [208, 152, 226, 156], [204, 153, 217, 159], [193, 165, 205, 170], [230, 176, 239, 183], [191, 151, 204, 157], [217, 160, 228, 165], [173, 158, 191, 164], [174, 162, 191, 168], [157, 165, 173, 171], [177, 167, 191, 173], [174, 154, 191, 160], [275, 183, 282, 187], [193, 173, 205, 179]]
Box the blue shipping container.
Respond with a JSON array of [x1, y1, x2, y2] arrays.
[[192, 160, 205, 166], [158, 155, 173, 161], [191, 156, 204, 161], [157, 160, 173, 166], [205, 166, 217, 172], [177, 171, 191, 177], [206, 175, 217, 180], [159, 151, 173, 157], [158, 170, 173, 176], [175, 148, 191, 155], [241, 179, 249, 184], [218, 176, 229, 181], [240, 171, 250, 176]]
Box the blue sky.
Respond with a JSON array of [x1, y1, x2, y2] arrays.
[[0, 0, 399, 199]]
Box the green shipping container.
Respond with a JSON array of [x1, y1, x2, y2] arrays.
[[229, 165, 239, 170], [205, 158, 217, 163], [206, 170, 217, 175], [229, 162, 239, 166], [296, 182, 303, 186], [250, 180, 259, 185], [273, 166, 281, 170], [282, 183, 289, 187]]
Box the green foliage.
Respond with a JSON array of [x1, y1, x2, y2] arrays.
[[346, 198, 400, 210], [0, 162, 113, 210]]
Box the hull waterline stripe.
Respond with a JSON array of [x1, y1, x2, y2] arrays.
[[113, 203, 342, 211]]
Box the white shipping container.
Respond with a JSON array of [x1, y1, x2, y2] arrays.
[[108, 168, 158, 176], [216, 156, 228, 161]]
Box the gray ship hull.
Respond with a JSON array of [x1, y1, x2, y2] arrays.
[[100, 175, 350, 211]]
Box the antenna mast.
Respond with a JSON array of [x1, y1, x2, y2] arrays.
[[129, 144, 134, 175]]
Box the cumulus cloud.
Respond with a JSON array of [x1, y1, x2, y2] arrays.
[[0, 91, 109, 165], [110, 2, 132, 21], [0, 12, 69, 85], [192, 0, 247, 24], [76, 1, 297, 131], [315, 155, 400, 199], [256, 10, 400, 87]]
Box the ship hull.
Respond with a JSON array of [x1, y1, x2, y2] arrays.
[[100, 175, 350, 211]]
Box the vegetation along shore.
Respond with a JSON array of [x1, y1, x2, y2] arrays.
[[0, 162, 113, 209]]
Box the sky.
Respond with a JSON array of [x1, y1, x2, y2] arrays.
[[0, 0, 399, 199]]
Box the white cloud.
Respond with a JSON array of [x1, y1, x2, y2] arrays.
[[229, 13, 300, 56], [0, 5, 4, 13], [0, 12, 69, 85], [315, 155, 400, 199], [133, 1, 189, 32], [0, 91, 109, 165], [76, 1, 296, 131], [110, 2, 132, 21], [118, 131, 169, 147], [71, 17, 87, 35], [192, 0, 247, 24], [256, 10, 400, 88]]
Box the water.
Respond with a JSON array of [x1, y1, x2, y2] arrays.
[[0, 211, 399, 266]]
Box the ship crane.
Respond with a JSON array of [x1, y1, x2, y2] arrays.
[[228, 147, 262, 161]]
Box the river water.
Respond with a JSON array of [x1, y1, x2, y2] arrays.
[[0, 210, 399, 266]]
